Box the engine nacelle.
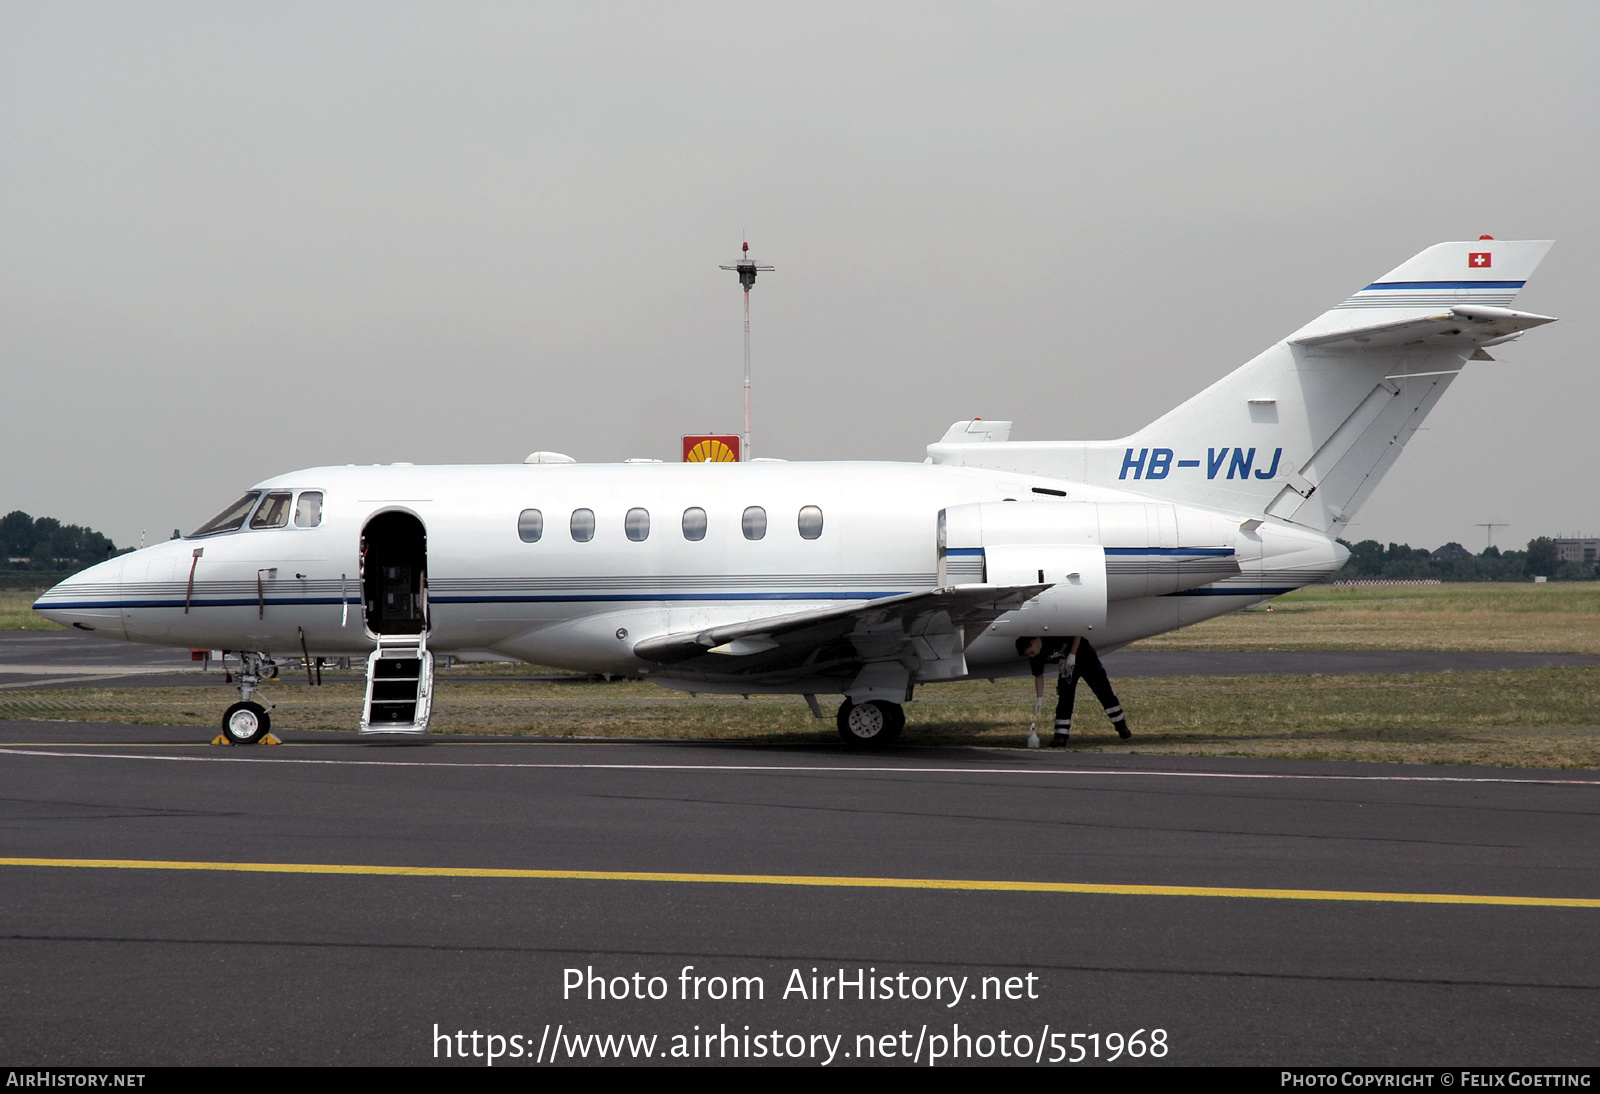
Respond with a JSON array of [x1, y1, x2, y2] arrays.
[[939, 500, 1242, 638], [983, 542, 1107, 637]]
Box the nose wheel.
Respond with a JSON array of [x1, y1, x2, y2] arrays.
[[214, 651, 278, 745], [837, 698, 905, 747], [221, 701, 271, 745]]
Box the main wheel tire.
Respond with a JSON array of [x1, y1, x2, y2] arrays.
[[221, 701, 270, 745], [883, 702, 906, 741], [836, 699, 903, 748]]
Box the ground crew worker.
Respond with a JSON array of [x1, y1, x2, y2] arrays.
[[1017, 635, 1131, 746]]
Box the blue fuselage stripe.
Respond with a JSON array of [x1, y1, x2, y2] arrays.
[[946, 547, 1234, 557], [1165, 587, 1295, 597], [36, 592, 909, 611], [1361, 280, 1525, 291], [1104, 547, 1234, 557], [35, 597, 352, 610], [432, 592, 906, 604]]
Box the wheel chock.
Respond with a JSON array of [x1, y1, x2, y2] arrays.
[[210, 732, 279, 746]]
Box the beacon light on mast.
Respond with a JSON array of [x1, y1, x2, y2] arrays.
[[719, 241, 773, 461]]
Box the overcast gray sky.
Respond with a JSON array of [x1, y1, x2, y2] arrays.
[[3, 2, 1596, 551]]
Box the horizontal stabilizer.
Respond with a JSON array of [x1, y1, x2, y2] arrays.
[[1292, 305, 1556, 353], [632, 583, 1045, 679]]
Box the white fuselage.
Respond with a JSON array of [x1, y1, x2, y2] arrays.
[[35, 459, 1346, 692]]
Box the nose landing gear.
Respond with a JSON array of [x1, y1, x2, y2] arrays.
[[217, 652, 279, 745]]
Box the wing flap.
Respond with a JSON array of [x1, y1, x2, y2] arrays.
[[632, 584, 1046, 679]]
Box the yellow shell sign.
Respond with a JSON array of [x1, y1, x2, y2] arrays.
[[683, 435, 740, 462]]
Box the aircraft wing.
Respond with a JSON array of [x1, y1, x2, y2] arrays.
[[1292, 305, 1556, 353], [631, 584, 1047, 681]]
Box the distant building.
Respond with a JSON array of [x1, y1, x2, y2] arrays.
[[1554, 538, 1600, 565], [1430, 542, 1473, 562]]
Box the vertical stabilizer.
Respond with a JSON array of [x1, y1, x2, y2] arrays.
[[928, 239, 1555, 533]]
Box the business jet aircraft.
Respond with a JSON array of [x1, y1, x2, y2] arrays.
[[35, 239, 1556, 746]]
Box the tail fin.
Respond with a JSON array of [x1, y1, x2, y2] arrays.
[[928, 239, 1555, 533]]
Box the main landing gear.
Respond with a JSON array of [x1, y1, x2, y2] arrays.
[[219, 652, 279, 745], [836, 698, 905, 748]]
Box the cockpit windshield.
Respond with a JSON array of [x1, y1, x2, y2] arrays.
[[188, 492, 262, 538], [249, 492, 293, 529]]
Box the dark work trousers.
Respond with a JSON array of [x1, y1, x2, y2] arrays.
[[1054, 641, 1124, 735]]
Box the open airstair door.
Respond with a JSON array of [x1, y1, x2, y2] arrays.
[[360, 634, 434, 734], [359, 511, 434, 734]]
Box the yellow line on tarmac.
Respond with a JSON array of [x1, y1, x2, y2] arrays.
[[0, 857, 1595, 908]]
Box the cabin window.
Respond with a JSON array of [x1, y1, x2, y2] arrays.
[[742, 506, 767, 541], [518, 509, 543, 543], [682, 507, 707, 541], [248, 491, 293, 529], [294, 492, 323, 528], [797, 505, 823, 540], [625, 508, 650, 542], [188, 492, 261, 537], [570, 508, 595, 542]]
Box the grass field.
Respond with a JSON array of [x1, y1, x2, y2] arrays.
[[1130, 582, 1600, 654], [3, 667, 1597, 768], [0, 590, 61, 631]]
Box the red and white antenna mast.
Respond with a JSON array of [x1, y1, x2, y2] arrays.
[[719, 241, 773, 461]]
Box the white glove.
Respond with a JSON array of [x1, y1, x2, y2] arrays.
[[1061, 653, 1077, 676], [1033, 697, 1044, 717]]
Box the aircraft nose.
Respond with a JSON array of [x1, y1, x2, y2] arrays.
[[32, 553, 128, 636]]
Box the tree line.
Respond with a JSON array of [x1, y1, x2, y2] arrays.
[[1, 511, 124, 571], [1334, 538, 1595, 582]]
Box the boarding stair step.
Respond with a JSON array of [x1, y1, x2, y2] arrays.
[[360, 634, 433, 734]]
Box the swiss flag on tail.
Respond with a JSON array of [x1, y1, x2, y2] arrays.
[[1469, 252, 1492, 268]]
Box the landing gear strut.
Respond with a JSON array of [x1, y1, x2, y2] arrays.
[[837, 698, 904, 748], [220, 652, 278, 745]]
